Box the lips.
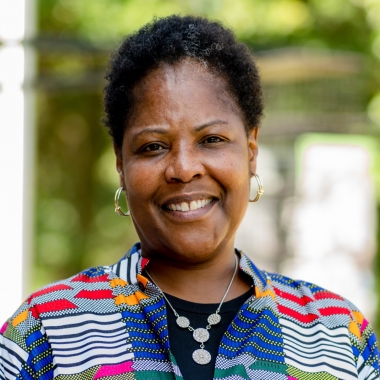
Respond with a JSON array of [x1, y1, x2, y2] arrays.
[[166, 197, 213, 212]]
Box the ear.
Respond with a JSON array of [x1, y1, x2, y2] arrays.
[[113, 144, 125, 188], [248, 127, 259, 176]]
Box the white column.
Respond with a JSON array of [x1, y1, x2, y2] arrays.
[[0, 0, 36, 323]]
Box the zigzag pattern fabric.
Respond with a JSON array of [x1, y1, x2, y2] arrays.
[[1, 243, 379, 379]]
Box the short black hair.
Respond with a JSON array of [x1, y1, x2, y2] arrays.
[[103, 15, 263, 148]]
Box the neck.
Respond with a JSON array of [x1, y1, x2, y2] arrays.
[[142, 247, 252, 303]]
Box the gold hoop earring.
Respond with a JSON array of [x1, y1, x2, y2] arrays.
[[249, 174, 264, 202], [114, 187, 131, 216]]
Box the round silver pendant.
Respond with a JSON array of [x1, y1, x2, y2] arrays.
[[176, 316, 190, 328], [192, 348, 211, 365], [193, 328, 210, 343], [207, 313, 221, 325]]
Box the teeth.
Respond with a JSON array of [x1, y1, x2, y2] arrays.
[[168, 198, 213, 212], [181, 202, 189, 211]]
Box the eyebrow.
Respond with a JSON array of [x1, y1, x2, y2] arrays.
[[195, 120, 230, 131], [131, 127, 169, 141], [131, 120, 230, 141]]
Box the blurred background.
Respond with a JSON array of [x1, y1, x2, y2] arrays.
[[1, 0, 379, 333]]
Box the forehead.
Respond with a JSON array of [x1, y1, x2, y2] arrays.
[[128, 59, 242, 127], [134, 58, 224, 95]]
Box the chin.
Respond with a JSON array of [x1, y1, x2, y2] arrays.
[[160, 234, 231, 264]]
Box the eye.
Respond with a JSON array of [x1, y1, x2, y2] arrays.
[[142, 143, 165, 152], [202, 136, 224, 144]]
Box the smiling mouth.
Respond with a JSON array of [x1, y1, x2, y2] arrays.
[[165, 197, 214, 212]]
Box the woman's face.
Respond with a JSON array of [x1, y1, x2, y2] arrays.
[[116, 59, 258, 264]]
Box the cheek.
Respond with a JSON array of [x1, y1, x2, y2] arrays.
[[213, 149, 250, 192], [123, 161, 159, 202]]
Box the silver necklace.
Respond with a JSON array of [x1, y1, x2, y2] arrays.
[[144, 255, 238, 365]]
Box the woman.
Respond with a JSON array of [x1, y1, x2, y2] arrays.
[[1, 15, 379, 380]]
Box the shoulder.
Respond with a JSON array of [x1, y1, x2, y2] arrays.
[[240, 252, 376, 342], [240, 251, 368, 327], [267, 271, 366, 326], [266, 271, 379, 365], [268, 271, 363, 316], [2, 264, 120, 338], [3, 246, 141, 335]]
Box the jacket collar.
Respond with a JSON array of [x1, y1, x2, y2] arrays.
[[113, 242, 271, 297]]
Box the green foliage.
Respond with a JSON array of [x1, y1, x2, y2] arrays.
[[34, 90, 138, 289], [38, 0, 379, 51]]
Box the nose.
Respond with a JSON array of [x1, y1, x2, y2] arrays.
[[164, 143, 205, 183]]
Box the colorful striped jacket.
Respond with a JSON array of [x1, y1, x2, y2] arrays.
[[1, 243, 379, 379]]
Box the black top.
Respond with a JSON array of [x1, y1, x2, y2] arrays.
[[165, 289, 253, 380]]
